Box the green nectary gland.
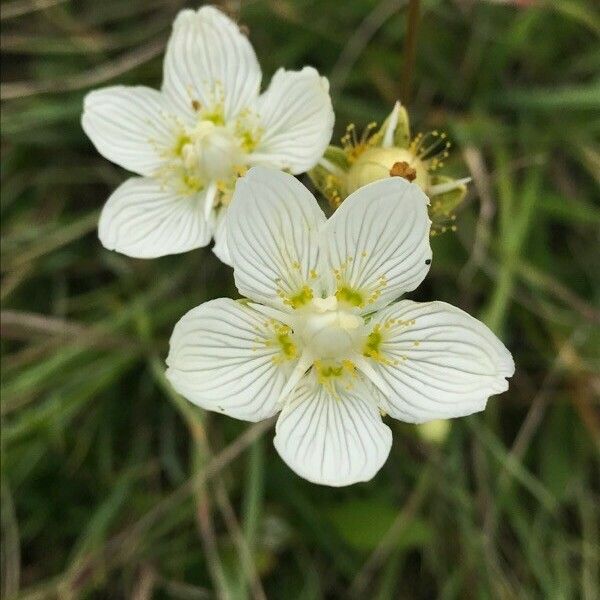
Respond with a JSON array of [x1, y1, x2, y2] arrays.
[[363, 327, 383, 358], [277, 332, 297, 359], [335, 286, 364, 307], [285, 286, 314, 309]]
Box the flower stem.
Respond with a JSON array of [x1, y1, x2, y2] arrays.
[[400, 0, 421, 104]]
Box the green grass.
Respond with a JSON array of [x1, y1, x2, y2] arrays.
[[1, 0, 599, 598]]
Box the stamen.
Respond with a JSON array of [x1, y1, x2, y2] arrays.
[[412, 130, 451, 161], [340, 121, 381, 163]]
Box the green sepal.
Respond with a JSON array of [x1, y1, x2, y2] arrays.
[[428, 175, 468, 229], [307, 146, 349, 206], [323, 145, 351, 170], [393, 103, 411, 148], [375, 102, 411, 149]]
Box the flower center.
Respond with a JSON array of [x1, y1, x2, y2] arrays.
[[346, 147, 429, 194], [295, 296, 365, 361], [181, 121, 245, 182]]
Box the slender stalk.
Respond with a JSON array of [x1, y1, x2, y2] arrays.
[[400, 0, 420, 104]]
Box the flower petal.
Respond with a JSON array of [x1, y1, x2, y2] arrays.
[[98, 177, 211, 258], [82, 86, 176, 176], [429, 177, 471, 196], [249, 67, 334, 174], [166, 298, 294, 422], [379, 100, 411, 149], [227, 167, 327, 310], [381, 100, 400, 148], [211, 208, 232, 265], [359, 300, 514, 423], [273, 374, 392, 486], [325, 178, 431, 312], [162, 7, 261, 121]]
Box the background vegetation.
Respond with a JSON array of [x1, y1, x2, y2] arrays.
[[1, 0, 599, 598]]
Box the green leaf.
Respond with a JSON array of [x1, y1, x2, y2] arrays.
[[326, 498, 432, 551], [539, 405, 580, 500]]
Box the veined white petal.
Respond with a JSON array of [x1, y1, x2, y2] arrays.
[[429, 177, 472, 196], [248, 301, 293, 325], [162, 6, 261, 121], [211, 207, 232, 266], [98, 177, 212, 258], [166, 299, 294, 422], [82, 86, 176, 177], [227, 167, 326, 310], [278, 349, 314, 401], [249, 67, 334, 174], [325, 178, 432, 312], [273, 374, 392, 486], [203, 182, 218, 225], [360, 300, 514, 423]]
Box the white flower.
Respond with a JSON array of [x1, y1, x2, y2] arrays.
[[82, 6, 334, 262], [308, 101, 471, 234], [166, 167, 514, 487], [343, 102, 471, 198]]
